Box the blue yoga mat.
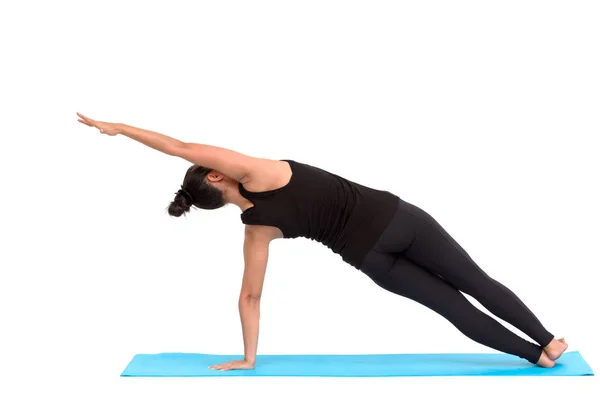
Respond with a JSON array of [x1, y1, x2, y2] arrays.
[[121, 351, 593, 377]]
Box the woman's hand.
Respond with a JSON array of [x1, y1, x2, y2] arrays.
[[76, 112, 122, 136], [209, 359, 255, 371]]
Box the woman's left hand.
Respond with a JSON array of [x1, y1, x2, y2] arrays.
[[76, 112, 122, 136], [209, 359, 255, 371]]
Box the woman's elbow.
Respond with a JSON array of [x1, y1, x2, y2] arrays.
[[172, 141, 194, 159], [240, 292, 262, 303]]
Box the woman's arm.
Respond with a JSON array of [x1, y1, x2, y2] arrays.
[[209, 225, 280, 371], [118, 123, 260, 182], [238, 225, 275, 365], [76, 112, 262, 182]]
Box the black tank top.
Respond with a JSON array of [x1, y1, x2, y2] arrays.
[[239, 160, 399, 268]]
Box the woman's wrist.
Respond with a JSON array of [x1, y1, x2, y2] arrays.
[[115, 122, 127, 135]]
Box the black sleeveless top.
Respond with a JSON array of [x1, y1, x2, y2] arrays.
[[239, 160, 400, 269]]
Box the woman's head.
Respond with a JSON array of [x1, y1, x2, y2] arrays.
[[167, 165, 227, 217]]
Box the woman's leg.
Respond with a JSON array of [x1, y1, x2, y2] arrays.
[[394, 201, 557, 350], [360, 251, 551, 365]]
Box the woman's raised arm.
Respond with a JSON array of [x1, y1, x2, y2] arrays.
[[76, 112, 262, 182]]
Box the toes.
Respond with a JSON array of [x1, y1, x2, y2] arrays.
[[558, 338, 569, 348]]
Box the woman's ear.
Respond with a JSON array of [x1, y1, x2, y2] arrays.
[[206, 171, 225, 183]]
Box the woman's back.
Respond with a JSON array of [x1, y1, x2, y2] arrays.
[[240, 159, 399, 268]]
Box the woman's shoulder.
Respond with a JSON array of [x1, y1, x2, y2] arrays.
[[240, 159, 295, 193]]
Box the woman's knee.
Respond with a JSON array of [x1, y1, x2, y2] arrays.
[[453, 270, 503, 300]]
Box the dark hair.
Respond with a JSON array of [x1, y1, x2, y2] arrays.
[[167, 165, 226, 217]]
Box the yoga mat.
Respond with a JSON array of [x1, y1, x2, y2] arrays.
[[121, 351, 593, 377]]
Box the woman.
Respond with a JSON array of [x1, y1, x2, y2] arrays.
[[76, 112, 568, 371]]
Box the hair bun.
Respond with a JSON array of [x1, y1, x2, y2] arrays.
[[176, 187, 195, 203], [168, 189, 194, 217]]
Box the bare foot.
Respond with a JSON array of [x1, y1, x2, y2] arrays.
[[537, 350, 556, 368], [545, 338, 568, 361]]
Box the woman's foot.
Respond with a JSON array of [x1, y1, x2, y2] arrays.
[[537, 350, 556, 368], [544, 338, 568, 361]]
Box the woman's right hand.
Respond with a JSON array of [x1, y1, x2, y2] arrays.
[[76, 112, 122, 136]]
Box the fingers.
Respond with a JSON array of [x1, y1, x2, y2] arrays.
[[76, 112, 96, 126], [219, 362, 233, 371], [209, 362, 227, 370], [76, 112, 91, 121], [76, 112, 110, 134], [208, 360, 253, 371], [209, 361, 241, 371]]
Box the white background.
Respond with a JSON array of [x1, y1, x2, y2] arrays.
[[1, 0, 598, 399]]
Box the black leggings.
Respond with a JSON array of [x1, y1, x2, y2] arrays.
[[359, 198, 554, 364]]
